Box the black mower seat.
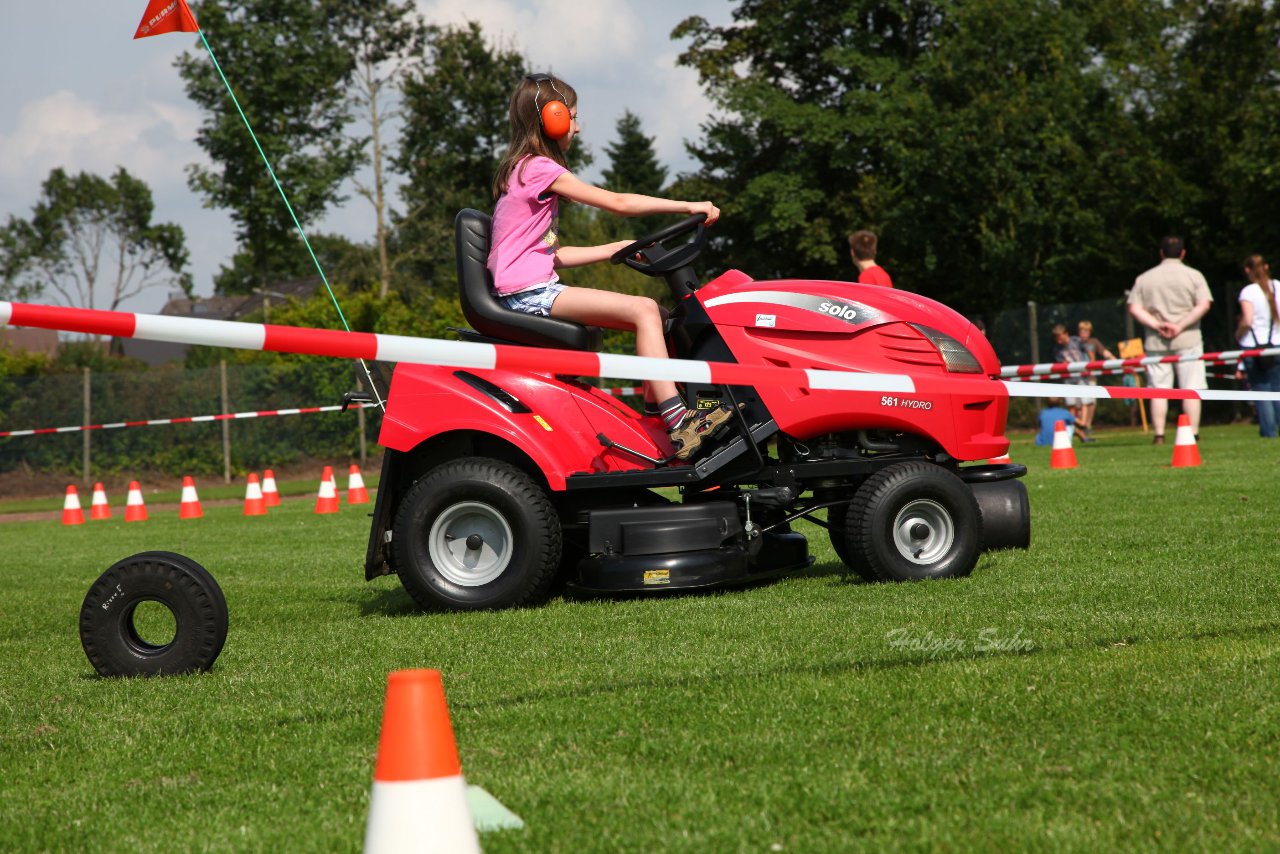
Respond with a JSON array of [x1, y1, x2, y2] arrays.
[[454, 208, 603, 351]]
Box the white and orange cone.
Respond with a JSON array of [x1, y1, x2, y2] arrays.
[[347, 464, 370, 505], [364, 669, 481, 854], [314, 466, 339, 514], [179, 476, 203, 520], [1049, 420, 1078, 470], [62, 485, 85, 526], [987, 452, 1012, 465], [1170, 414, 1202, 468], [89, 482, 112, 520], [261, 469, 281, 507], [124, 481, 148, 522], [243, 473, 268, 516]]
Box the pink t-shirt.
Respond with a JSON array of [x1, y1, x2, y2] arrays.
[[487, 155, 568, 295]]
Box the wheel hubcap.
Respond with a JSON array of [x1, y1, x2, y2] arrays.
[[429, 501, 513, 586], [892, 499, 954, 564]]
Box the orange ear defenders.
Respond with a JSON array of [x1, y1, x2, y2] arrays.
[[527, 73, 572, 140]]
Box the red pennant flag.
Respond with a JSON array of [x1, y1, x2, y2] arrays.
[[134, 0, 199, 39]]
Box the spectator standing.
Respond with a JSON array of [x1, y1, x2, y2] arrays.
[[1051, 323, 1092, 440], [1236, 254, 1280, 438], [1075, 320, 1116, 439], [1126, 236, 1213, 443], [849, 230, 894, 287]]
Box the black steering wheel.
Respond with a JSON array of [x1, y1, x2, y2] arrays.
[[609, 213, 708, 276]]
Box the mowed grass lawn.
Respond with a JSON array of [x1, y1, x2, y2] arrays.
[[2, 423, 1279, 852]]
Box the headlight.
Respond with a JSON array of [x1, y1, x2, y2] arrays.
[[909, 324, 983, 373]]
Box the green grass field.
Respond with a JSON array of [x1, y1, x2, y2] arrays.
[[3, 424, 1279, 852]]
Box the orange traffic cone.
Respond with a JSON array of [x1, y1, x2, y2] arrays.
[[987, 452, 1012, 465], [62, 485, 85, 526], [243, 472, 268, 516], [364, 670, 481, 854], [1170, 414, 1202, 468], [89, 482, 112, 520], [347, 464, 370, 504], [1049, 420, 1078, 470], [179, 476, 203, 519], [261, 469, 281, 507], [314, 466, 339, 514], [124, 481, 148, 522]]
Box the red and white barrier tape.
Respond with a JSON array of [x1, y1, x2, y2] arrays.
[[5, 301, 1280, 404], [1011, 364, 1246, 382], [1007, 365, 1138, 381], [999, 345, 1280, 378], [0, 401, 377, 439]]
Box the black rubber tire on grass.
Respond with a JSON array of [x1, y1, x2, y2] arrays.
[[392, 458, 561, 610], [79, 552, 228, 677], [131, 551, 229, 662], [848, 462, 983, 582]]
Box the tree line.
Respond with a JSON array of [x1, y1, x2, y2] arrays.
[[3, 0, 1279, 340]]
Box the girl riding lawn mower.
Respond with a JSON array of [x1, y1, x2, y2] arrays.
[[359, 212, 1030, 611]]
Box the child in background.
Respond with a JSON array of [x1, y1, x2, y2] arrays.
[[1075, 320, 1115, 440], [487, 73, 732, 460], [1035, 397, 1075, 446]]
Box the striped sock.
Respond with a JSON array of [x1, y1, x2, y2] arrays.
[[659, 396, 687, 430]]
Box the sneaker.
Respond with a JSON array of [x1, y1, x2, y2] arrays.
[[1152, 434, 1165, 445], [669, 404, 738, 461]]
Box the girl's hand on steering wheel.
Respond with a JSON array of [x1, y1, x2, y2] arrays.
[[689, 200, 720, 226]]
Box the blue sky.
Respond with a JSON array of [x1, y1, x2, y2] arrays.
[[0, 1, 733, 313]]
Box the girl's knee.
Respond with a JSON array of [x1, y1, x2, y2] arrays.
[[635, 297, 662, 323]]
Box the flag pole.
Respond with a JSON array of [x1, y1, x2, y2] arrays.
[[191, 24, 386, 410]]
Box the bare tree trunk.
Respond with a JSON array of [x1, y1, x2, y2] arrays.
[[221, 360, 232, 484], [369, 71, 392, 299], [82, 367, 91, 484], [358, 402, 368, 467]]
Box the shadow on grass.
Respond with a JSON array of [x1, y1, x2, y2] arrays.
[[351, 557, 867, 618], [355, 586, 422, 617]]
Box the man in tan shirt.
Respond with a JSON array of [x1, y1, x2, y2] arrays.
[[1127, 236, 1213, 442]]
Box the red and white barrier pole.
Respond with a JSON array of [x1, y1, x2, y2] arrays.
[[5, 300, 1280, 405]]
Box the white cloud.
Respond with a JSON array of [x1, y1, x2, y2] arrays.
[[0, 89, 204, 206], [416, 0, 641, 71], [0, 88, 225, 310]]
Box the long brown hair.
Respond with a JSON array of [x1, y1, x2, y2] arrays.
[[1244, 254, 1279, 330], [491, 75, 577, 200]]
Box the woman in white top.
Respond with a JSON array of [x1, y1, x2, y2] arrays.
[[1236, 254, 1280, 438]]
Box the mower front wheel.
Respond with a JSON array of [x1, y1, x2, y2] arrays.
[[392, 458, 562, 610], [848, 462, 983, 582], [827, 508, 879, 583]]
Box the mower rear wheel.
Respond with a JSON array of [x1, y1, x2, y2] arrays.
[[848, 462, 983, 582], [393, 458, 561, 610]]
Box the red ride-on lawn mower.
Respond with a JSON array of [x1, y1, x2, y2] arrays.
[[359, 211, 1029, 611]]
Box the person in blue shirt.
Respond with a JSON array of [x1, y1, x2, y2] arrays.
[[1035, 397, 1076, 445]]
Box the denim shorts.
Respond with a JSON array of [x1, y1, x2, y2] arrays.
[[498, 282, 565, 317]]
